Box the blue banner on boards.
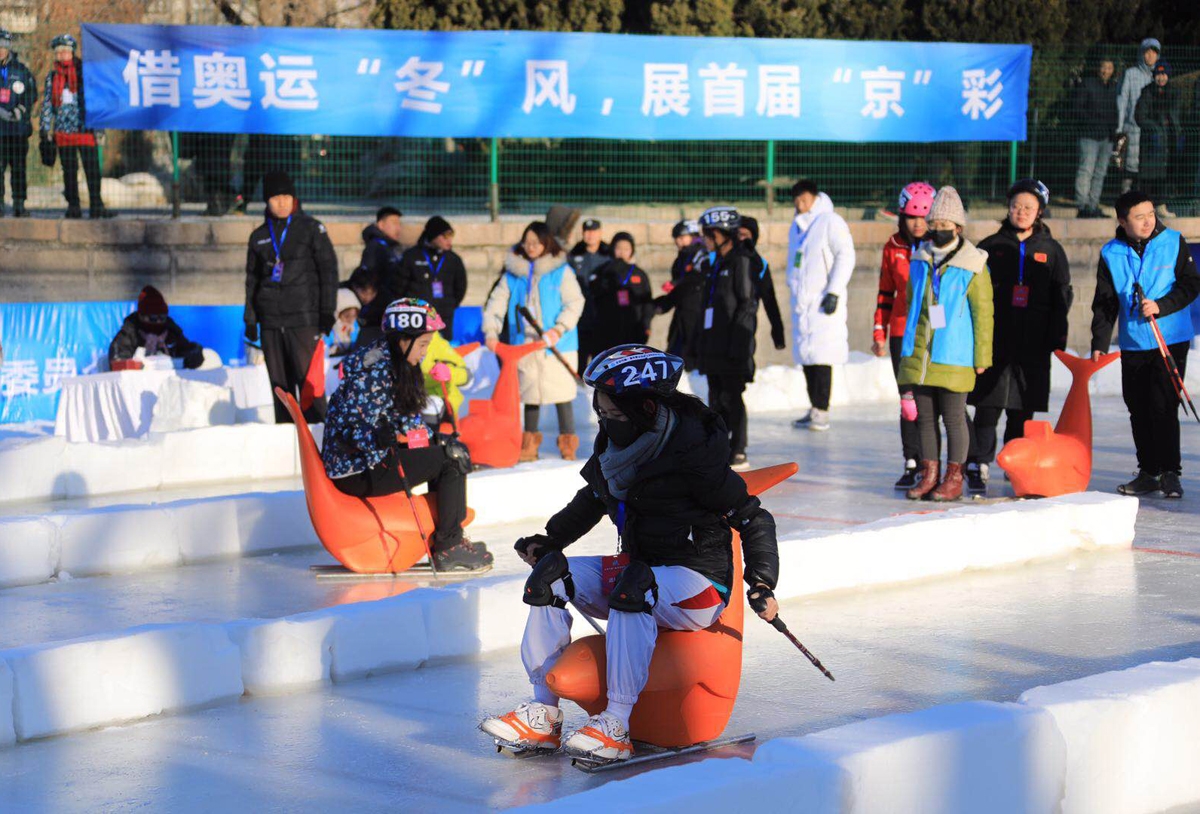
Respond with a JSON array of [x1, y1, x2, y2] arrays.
[[82, 24, 1030, 142]]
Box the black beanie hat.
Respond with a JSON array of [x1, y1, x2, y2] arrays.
[[262, 170, 295, 203], [740, 216, 760, 248], [422, 215, 454, 243], [611, 231, 635, 255]]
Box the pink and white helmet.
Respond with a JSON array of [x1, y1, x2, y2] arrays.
[[898, 182, 936, 217]]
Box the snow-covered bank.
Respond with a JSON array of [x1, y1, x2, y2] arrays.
[[0, 493, 1134, 745], [0, 459, 585, 588], [526, 657, 1200, 814]]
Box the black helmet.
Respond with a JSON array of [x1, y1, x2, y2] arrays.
[[50, 33, 77, 51], [1007, 178, 1049, 210], [672, 219, 700, 239], [698, 206, 740, 233], [584, 344, 685, 397]]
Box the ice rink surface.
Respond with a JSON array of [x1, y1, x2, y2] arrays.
[[2, 396, 1200, 811]]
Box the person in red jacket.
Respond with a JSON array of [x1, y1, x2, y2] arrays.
[[873, 182, 934, 489]]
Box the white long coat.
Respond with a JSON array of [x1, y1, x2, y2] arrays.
[[785, 192, 856, 366]]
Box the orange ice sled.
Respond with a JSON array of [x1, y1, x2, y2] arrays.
[[544, 462, 799, 748], [997, 350, 1120, 497], [276, 388, 474, 574], [456, 341, 544, 469]]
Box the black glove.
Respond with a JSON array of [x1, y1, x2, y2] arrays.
[[244, 323, 258, 344], [39, 136, 56, 168], [747, 584, 775, 615], [819, 293, 839, 315], [372, 423, 398, 449], [319, 315, 336, 335], [515, 534, 558, 563], [772, 327, 786, 351], [183, 348, 205, 370]]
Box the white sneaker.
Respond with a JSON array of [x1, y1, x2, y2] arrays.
[[808, 409, 830, 431], [563, 710, 633, 762], [481, 701, 563, 751]]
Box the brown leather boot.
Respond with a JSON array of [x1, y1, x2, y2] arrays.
[[930, 462, 965, 502], [519, 431, 542, 463], [557, 433, 580, 461], [905, 459, 940, 501]]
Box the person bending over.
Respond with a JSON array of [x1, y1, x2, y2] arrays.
[[321, 298, 490, 571], [109, 285, 204, 370], [481, 344, 780, 764]]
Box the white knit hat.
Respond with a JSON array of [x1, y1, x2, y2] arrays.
[[928, 186, 967, 227], [336, 287, 360, 316]]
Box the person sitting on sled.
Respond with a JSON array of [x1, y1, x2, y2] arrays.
[[481, 344, 781, 763], [321, 298, 490, 571]]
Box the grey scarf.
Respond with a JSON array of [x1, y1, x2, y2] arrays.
[[599, 407, 676, 500]]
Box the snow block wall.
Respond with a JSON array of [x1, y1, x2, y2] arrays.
[[1020, 658, 1200, 814], [0, 422, 304, 505]]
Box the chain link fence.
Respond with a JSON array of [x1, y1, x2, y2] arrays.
[[14, 44, 1200, 219]]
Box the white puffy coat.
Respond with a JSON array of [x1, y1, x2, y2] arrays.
[[785, 192, 856, 366]]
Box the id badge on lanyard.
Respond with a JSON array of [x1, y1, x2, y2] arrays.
[[426, 251, 445, 299], [405, 426, 430, 449], [1012, 243, 1030, 308], [602, 501, 632, 596], [269, 215, 292, 283], [704, 260, 720, 331], [929, 266, 946, 330]]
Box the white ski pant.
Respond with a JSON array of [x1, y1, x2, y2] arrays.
[[521, 556, 726, 707]]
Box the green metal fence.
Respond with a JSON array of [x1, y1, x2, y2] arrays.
[[14, 44, 1200, 218]]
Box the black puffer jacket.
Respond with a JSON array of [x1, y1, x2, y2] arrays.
[[397, 241, 468, 337], [542, 403, 779, 593], [359, 224, 406, 303], [588, 258, 654, 351], [0, 53, 37, 138], [659, 244, 707, 370], [108, 314, 204, 369], [697, 243, 758, 381], [244, 207, 339, 331], [971, 221, 1072, 412]]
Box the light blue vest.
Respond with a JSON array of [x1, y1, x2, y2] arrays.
[[505, 262, 579, 354], [902, 255, 978, 368], [1100, 228, 1192, 351]]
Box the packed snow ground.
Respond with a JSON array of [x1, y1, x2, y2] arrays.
[[1, 395, 1199, 810]]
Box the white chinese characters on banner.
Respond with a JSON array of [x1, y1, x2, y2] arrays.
[[642, 64, 690, 117], [522, 61, 576, 114], [42, 357, 78, 394], [698, 63, 748, 117], [122, 49, 181, 108], [395, 57, 450, 114], [961, 68, 1003, 120], [194, 52, 251, 110], [0, 360, 39, 398], [756, 65, 800, 118], [861, 66, 905, 118], [260, 53, 318, 111]]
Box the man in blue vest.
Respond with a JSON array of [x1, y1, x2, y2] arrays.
[[1091, 190, 1200, 498]]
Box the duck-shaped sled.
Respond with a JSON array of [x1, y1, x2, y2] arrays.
[[457, 342, 545, 469], [276, 388, 474, 574], [543, 462, 798, 748]]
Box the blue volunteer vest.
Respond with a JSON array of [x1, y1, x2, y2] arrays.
[[1100, 228, 1192, 351], [902, 255, 978, 368], [505, 263, 579, 354]]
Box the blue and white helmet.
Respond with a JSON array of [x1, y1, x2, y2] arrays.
[[698, 206, 740, 233], [584, 344, 685, 397]]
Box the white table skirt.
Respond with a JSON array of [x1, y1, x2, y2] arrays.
[[54, 364, 273, 443]]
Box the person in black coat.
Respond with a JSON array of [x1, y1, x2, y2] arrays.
[[966, 180, 1072, 492], [244, 170, 338, 424], [109, 285, 203, 370], [1073, 57, 1118, 218], [657, 220, 707, 370], [587, 231, 653, 352], [481, 347, 779, 760], [737, 216, 787, 353], [567, 218, 613, 368], [696, 206, 758, 470], [396, 216, 467, 339], [1134, 63, 1181, 212], [0, 31, 37, 217], [355, 206, 406, 334]]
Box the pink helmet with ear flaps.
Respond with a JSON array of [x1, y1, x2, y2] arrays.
[[898, 182, 936, 217]]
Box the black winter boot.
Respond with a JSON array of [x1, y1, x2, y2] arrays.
[[1118, 471, 1160, 496]]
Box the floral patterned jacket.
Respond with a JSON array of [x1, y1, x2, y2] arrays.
[[322, 337, 426, 479]]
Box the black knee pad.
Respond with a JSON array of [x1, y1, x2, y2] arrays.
[[523, 550, 574, 609], [608, 560, 658, 614]]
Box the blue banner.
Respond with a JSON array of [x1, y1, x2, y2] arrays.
[[81, 24, 1030, 142]]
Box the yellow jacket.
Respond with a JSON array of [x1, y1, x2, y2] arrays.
[[421, 332, 469, 415]]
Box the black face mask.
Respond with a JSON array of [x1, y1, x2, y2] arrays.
[[931, 229, 957, 248], [601, 417, 644, 448]]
